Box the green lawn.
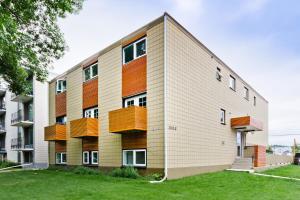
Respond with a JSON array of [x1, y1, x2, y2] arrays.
[[262, 164, 300, 179], [0, 166, 299, 200]]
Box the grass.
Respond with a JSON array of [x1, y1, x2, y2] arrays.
[[262, 164, 300, 179], [0, 166, 299, 200]]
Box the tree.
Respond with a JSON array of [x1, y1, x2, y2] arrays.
[[0, 0, 84, 94]]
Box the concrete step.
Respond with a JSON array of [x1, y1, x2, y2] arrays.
[[231, 158, 253, 170]]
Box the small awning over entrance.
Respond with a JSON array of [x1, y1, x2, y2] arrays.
[[231, 116, 263, 132]]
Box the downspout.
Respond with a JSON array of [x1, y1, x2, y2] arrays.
[[150, 14, 168, 183]]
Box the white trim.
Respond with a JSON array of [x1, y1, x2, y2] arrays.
[[56, 79, 66, 94], [122, 37, 147, 64], [56, 152, 66, 164], [122, 149, 146, 167], [82, 151, 89, 165], [91, 151, 98, 165], [84, 107, 98, 118], [83, 63, 98, 82]]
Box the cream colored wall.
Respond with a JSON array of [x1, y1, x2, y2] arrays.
[[49, 82, 56, 165], [165, 18, 268, 169], [146, 22, 165, 169], [66, 67, 82, 165], [98, 46, 122, 167]]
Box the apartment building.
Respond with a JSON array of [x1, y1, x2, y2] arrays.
[[45, 13, 268, 179], [0, 74, 51, 168]]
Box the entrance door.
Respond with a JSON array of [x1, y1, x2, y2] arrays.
[[236, 132, 244, 158]]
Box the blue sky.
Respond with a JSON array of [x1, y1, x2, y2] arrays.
[[53, 0, 300, 145]]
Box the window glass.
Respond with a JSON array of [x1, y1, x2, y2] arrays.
[[83, 151, 89, 164], [124, 45, 134, 63], [84, 107, 98, 118], [84, 68, 91, 81], [56, 153, 61, 164], [92, 151, 98, 164], [127, 100, 134, 107], [125, 151, 134, 165], [220, 109, 226, 124], [244, 87, 249, 99], [94, 109, 98, 119], [92, 64, 98, 77], [229, 76, 236, 90], [56, 116, 66, 124], [136, 39, 146, 57], [62, 153, 66, 163], [136, 151, 146, 165], [139, 97, 146, 107]]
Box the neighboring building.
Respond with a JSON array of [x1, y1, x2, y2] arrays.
[[0, 73, 53, 168], [44, 13, 268, 179]]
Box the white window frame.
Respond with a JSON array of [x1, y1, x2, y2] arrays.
[[229, 75, 236, 91], [124, 94, 146, 108], [84, 107, 98, 118], [56, 79, 66, 94], [122, 149, 146, 167], [56, 152, 66, 164], [220, 109, 226, 125], [83, 151, 89, 165], [244, 87, 249, 100], [122, 37, 147, 64], [84, 63, 98, 82], [91, 151, 98, 165]]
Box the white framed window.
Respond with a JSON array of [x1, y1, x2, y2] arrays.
[[84, 107, 98, 118], [83, 151, 89, 165], [123, 149, 146, 167], [56, 80, 66, 94], [56, 116, 67, 125], [56, 152, 66, 164], [124, 94, 146, 108], [91, 151, 98, 165], [216, 67, 222, 81], [229, 75, 236, 91], [244, 87, 249, 100], [220, 109, 226, 125], [84, 63, 98, 82], [123, 37, 147, 64]]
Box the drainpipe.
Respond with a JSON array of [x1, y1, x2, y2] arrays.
[[150, 13, 168, 183]]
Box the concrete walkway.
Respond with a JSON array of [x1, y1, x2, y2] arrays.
[[252, 172, 300, 181]]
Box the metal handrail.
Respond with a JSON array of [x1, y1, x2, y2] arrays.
[[11, 137, 33, 150], [0, 123, 5, 132], [11, 110, 33, 124]]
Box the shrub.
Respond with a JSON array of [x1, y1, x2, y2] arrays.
[[0, 161, 18, 169], [72, 166, 100, 175], [150, 173, 163, 181], [110, 167, 140, 179]]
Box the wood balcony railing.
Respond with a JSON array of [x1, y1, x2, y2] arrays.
[[44, 124, 67, 141], [70, 118, 99, 138], [109, 106, 147, 134]]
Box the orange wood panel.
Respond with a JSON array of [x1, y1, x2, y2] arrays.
[[82, 137, 98, 151], [122, 33, 146, 47], [109, 106, 147, 133], [44, 124, 67, 141], [254, 145, 266, 167], [83, 77, 98, 109], [231, 116, 263, 130], [70, 118, 99, 138], [55, 92, 66, 117], [55, 141, 66, 152], [122, 132, 147, 149], [122, 56, 147, 97]]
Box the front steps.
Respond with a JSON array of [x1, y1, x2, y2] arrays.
[[231, 158, 253, 170]]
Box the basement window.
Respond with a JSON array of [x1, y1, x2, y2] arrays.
[[123, 37, 147, 64], [124, 94, 146, 108], [82, 151, 98, 165], [84, 63, 98, 82], [83, 151, 89, 165], [123, 149, 146, 167], [91, 151, 98, 165], [56, 152, 66, 164], [56, 80, 66, 94]]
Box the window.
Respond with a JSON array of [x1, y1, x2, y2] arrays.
[[84, 107, 98, 118], [123, 149, 146, 167], [91, 151, 98, 165], [229, 75, 236, 91], [56, 116, 67, 125], [220, 109, 226, 125], [244, 87, 249, 100], [254, 96, 257, 106], [83, 151, 89, 165], [216, 67, 222, 81], [84, 63, 98, 82], [56, 152, 66, 164], [124, 94, 146, 108], [123, 37, 147, 64], [56, 80, 66, 94]]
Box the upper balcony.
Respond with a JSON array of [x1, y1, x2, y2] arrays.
[[11, 137, 33, 151], [0, 123, 6, 134], [70, 118, 99, 138], [44, 124, 67, 141], [11, 89, 33, 103], [109, 106, 147, 134], [11, 110, 34, 127]]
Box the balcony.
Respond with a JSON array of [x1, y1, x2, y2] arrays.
[[0, 124, 6, 134], [231, 116, 263, 132], [11, 137, 34, 151], [0, 84, 7, 96], [11, 91, 33, 103], [0, 102, 6, 115], [109, 106, 147, 134], [70, 118, 99, 138], [44, 124, 67, 141], [11, 110, 34, 127]]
